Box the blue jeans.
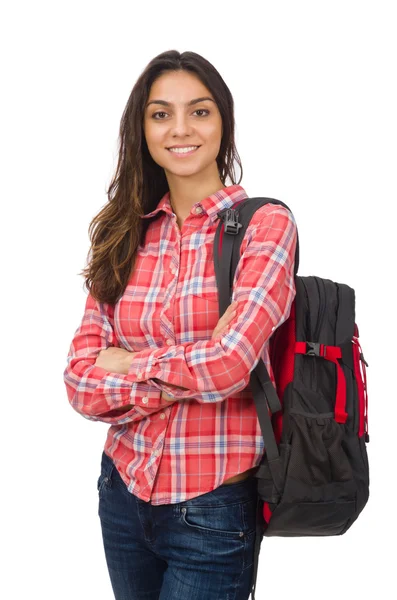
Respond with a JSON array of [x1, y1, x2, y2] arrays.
[[97, 450, 260, 600]]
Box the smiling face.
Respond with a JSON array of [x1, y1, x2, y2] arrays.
[[143, 70, 223, 182]]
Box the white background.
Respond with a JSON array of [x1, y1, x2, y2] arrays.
[[2, 1, 395, 598]]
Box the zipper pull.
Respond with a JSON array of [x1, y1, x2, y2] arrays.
[[360, 352, 369, 367]]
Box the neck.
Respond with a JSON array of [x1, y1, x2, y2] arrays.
[[166, 169, 225, 221]]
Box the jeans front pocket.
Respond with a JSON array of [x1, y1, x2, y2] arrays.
[[96, 451, 115, 500], [180, 499, 256, 540], [97, 472, 111, 499]]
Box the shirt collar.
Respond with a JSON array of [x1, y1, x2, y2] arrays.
[[140, 184, 249, 224]]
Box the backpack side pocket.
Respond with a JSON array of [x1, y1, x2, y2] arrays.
[[263, 382, 358, 537]]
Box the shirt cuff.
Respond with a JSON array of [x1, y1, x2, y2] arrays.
[[127, 346, 175, 382]]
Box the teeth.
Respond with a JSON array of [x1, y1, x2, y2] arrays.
[[169, 146, 198, 154]]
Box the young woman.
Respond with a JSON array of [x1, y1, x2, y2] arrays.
[[64, 49, 297, 600]]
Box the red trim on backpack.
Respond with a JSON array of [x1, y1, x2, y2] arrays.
[[263, 501, 273, 524], [270, 301, 297, 444], [352, 331, 369, 439], [295, 342, 348, 423], [352, 337, 365, 437], [362, 352, 369, 439]]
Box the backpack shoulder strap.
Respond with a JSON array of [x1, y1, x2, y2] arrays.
[[214, 197, 299, 319], [213, 197, 298, 460]]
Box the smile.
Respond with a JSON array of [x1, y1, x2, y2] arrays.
[[167, 146, 200, 157]]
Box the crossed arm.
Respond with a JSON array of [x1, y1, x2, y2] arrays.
[[63, 205, 297, 425], [96, 345, 189, 403]]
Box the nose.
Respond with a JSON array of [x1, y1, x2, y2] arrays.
[[169, 112, 195, 137]]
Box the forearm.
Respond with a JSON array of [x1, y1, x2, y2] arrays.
[[124, 340, 252, 402], [64, 295, 182, 424], [64, 361, 179, 424]]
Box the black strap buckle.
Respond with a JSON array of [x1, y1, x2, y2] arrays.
[[219, 208, 243, 235], [306, 342, 320, 356]]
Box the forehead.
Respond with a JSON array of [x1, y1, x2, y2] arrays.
[[148, 71, 211, 101]]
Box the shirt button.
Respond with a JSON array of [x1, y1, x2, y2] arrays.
[[142, 397, 148, 404], [166, 339, 173, 346], [195, 206, 203, 214], [153, 450, 160, 457], [160, 413, 165, 420], [137, 372, 143, 378]]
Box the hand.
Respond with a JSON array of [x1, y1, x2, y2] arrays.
[[95, 347, 136, 375], [160, 302, 238, 403], [161, 390, 175, 402], [160, 382, 189, 402], [211, 301, 238, 341]]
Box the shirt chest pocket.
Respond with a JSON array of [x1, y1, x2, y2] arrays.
[[189, 290, 223, 338], [192, 289, 219, 303]]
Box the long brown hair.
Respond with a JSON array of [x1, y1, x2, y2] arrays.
[[80, 50, 243, 306]]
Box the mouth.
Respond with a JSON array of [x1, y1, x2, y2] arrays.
[[166, 145, 201, 157]]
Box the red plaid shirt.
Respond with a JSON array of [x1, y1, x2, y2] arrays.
[[64, 184, 297, 504]]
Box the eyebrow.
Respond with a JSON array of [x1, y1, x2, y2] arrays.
[[146, 96, 215, 109]]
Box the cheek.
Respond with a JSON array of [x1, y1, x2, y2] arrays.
[[203, 129, 222, 158], [202, 120, 222, 148], [202, 119, 221, 137], [144, 130, 167, 162], [144, 123, 161, 146]]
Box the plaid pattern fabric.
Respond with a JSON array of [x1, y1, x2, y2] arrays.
[[64, 184, 297, 504]]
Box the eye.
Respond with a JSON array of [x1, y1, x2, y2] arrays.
[[152, 109, 210, 120], [194, 109, 210, 117], [152, 111, 168, 120]]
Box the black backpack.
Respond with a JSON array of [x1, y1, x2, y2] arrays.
[[214, 197, 370, 600]]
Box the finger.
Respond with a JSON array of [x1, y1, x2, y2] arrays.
[[214, 318, 234, 338], [224, 302, 238, 316], [213, 326, 229, 340], [222, 309, 237, 321]]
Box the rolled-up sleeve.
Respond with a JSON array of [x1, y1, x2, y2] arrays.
[[126, 205, 297, 403], [63, 294, 178, 424]]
